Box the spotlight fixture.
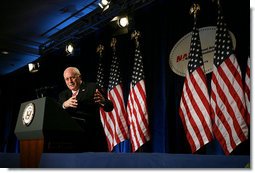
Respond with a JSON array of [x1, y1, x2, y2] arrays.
[[1, 51, 9, 55], [28, 62, 40, 73], [118, 16, 129, 28], [110, 15, 130, 36], [65, 43, 74, 55], [112, 15, 129, 28], [98, 0, 110, 11]]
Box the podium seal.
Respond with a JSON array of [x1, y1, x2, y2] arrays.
[[22, 102, 35, 126]]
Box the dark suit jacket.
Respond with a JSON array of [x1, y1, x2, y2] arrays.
[[58, 82, 113, 152]]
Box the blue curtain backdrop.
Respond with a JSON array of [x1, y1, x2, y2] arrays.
[[0, 0, 249, 155]]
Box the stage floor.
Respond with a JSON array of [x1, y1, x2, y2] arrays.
[[0, 152, 250, 168]]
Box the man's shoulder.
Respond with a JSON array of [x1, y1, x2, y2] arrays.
[[82, 82, 97, 89], [59, 89, 70, 96]]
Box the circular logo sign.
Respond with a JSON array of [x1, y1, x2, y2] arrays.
[[22, 103, 35, 126], [169, 26, 236, 77]]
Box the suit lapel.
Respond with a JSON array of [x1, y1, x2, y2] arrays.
[[67, 90, 72, 98], [76, 83, 87, 100]]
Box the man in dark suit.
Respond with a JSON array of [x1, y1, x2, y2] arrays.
[[58, 66, 113, 152]]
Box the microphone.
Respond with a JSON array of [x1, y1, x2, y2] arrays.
[[35, 85, 58, 98]]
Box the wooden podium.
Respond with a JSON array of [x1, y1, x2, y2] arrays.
[[14, 97, 84, 168]]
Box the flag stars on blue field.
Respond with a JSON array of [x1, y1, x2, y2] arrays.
[[214, 9, 234, 67], [97, 62, 105, 88], [179, 14, 213, 153], [108, 54, 121, 90], [188, 22, 203, 74], [209, 6, 249, 155], [131, 48, 144, 86]]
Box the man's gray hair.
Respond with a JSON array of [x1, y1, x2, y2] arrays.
[[71, 67, 81, 76], [63, 66, 81, 77]]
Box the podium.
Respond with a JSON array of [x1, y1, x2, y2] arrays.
[[14, 97, 84, 168]]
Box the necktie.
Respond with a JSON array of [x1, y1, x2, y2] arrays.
[[72, 90, 78, 97]]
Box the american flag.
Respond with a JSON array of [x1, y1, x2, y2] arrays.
[[96, 46, 129, 151], [127, 42, 150, 152], [244, 56, 250, 125], [179, 18, 213, 153], [210, 7, 248, 155], [96, 53, 106, 89]]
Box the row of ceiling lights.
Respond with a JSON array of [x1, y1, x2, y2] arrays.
[[99, 0, 129, 27], [28, 0, 130, 73], [29, 42, 75, 73], [55, 1, 130, 57]]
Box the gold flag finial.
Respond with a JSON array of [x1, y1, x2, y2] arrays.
[[131, 30, 141, 48], [96, 44, 104, 57], [111, 37, 117, 51], [189, 3, 200, 19], [212, 0, 221, 6]]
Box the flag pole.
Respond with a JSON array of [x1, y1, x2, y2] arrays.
[[96, 44, 104, 58], [190, 3, 207, 75], [111, 37, 117, 52], [189, 3, 200, 20], [214, 0, 221, 7], [96, 43, 106, 92], [211, 0, 221, 6], [129, 29, 150, 152], [131, 30, 140, 48]]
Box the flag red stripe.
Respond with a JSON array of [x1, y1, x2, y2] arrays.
[[128, 81, 150, 152], [179, 86, 203, 152], [127, 46, 150, 152], [133, 81, 149, 130], [212, 70, 247, 142], [128, 87, 140, 151], [100, 109, 115, 151], [244, 57, 250, 124], [181, 72, 213, 150], [97, 52, 129, 151], [215, 61, 247, 139], [133, 87, 148, 140], [210, 8, 248, 155], [211, 66, 248, 154], [108, 93, 122, 144], [210, 86, 242, 154], [189, 69, 213, 138], [210, 94, 231, 155], [184, 78, 207, 147], [130, 86, 147, 151], [225, 57, 244, 89], [109, 86, 129, 139], [127, 96, 133, 125], [179, 104, 197, 152], [107, 110, 120, 149], [114, 85, 129, 128], [178, 21, 213, 153], [210, 83, 237, 153], [244, 80, 250, 101], [192, 69, 211, 114], [179, 66, 213, 152], [113, 85, 128, 124], [223, 58, 247, 115]]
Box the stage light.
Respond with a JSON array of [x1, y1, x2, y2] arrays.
[[1, 51, 9, 55], [28, 62, 40, 73], [112, 15, 129, 28], [98, 0, 110, 11], [110, 15, 130, 35], [118, 16, 129, 27], [65, 43, 74, 55]]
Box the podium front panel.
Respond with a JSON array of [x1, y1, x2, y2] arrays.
[[14, 97, 47, 140]]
